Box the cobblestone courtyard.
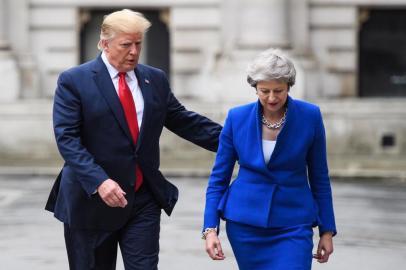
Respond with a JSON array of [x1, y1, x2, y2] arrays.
[[0, 175, 405, 270]]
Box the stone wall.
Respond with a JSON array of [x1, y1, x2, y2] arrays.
[[320, 99, 406, 174], [0, 0, 406, 177]]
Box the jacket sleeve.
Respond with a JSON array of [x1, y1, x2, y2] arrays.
[[307, 108, 337, 236], [53, 71, 109, 196], [162, 72, 222, 152], [203, 110, 238, 232]]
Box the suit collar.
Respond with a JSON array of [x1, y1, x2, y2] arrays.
[[101, 51, 118, 79], [92, 55, 134, 146], [270, 95, 295, 165], [134, 65, 153, 151], [256, 95, 295, 168], [92, 56, 155, 151]]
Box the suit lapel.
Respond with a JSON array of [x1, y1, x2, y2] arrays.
[[268, 96, 295, 166], [134, 65, 153, 151], [92, 56, 133, 145], [255, 100, 267, 168]]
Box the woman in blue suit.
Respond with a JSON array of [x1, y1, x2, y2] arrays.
[[202, 48, 336, 269]]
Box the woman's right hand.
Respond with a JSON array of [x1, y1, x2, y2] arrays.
[[205, 231, 225, 260]]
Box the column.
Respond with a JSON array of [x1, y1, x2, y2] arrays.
[[288, 0, 310, 54], [8, 0, 40, 99], [0, 0, 9, 50], [237, 0, 290, 49], [0, 0, 20, 102], [287, 0, 320, 99]]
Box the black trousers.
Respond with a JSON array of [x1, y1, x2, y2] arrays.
[[64, 185, 161, 270]]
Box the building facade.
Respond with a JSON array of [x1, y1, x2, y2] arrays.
[[1, 0, 406, 176]]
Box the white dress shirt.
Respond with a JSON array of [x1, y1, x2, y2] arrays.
[[262, 139, 276, 164], [101, 52, 144, 128]]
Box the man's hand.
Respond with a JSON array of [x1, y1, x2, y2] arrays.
[[313, 232, 334, 263], [205, 231, 225, 260], [97, 179, 128, 208]]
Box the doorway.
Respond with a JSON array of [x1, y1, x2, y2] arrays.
[[359, 9, 406, 97]]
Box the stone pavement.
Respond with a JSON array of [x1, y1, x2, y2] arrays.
[[0, 175, 405, 270]]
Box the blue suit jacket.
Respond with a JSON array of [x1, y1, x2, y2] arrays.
[[45, 55, 221, 230], [204, 97, 336, 235]]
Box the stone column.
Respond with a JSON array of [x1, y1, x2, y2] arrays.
[[286, 0, 320, 100], [0, 0, 20, 102], [206, 0, 293, 104], [288, 0, 310, 54], [237, 0, 290, 49], [8, 0, 40, 99], [0, 0, 9, 50]]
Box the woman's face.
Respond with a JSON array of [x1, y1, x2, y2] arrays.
[[256, 80, 289, 114]]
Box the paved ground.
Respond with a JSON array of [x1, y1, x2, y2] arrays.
[[0, 175, 405, 270]]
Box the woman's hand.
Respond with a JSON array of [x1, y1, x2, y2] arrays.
[[205, 231, 225, 260], [314, 232, 334, 263]]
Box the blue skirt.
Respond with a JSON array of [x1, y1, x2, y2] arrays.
[[226, 220, 314, 270]]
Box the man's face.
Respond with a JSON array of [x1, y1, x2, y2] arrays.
[[102, 32, 143, 72]]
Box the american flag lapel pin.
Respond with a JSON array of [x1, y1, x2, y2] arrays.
[[145, 79, 150, 84]]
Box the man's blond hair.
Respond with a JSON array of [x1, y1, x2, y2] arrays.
[[97, 9, 151, 50]]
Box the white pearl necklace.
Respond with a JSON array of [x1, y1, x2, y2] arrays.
[[261, 109, 287, 129]]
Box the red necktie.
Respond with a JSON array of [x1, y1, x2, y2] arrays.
[[118, 72, 143, 191]]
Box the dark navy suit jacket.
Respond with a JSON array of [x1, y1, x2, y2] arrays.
[[46, 55, 221, 231], [204, 97, 336, 235]]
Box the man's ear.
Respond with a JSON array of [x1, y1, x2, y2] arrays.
[[101, 40, 109, 51]]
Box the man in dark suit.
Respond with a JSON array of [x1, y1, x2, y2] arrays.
[[45, 9, 221, 270]]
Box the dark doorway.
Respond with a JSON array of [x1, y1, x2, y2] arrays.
[[80, 9, 170, 77], [359, 9, 406, 97]]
